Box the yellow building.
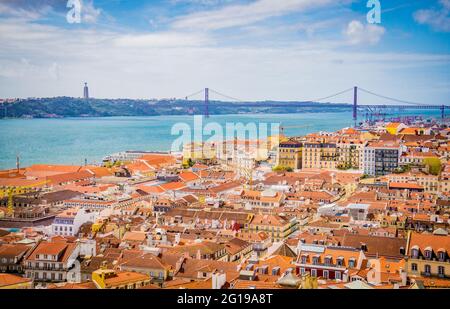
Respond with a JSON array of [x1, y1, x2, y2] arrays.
[[277, 140, 302, 169], [406, 231, 450, 280], [244, 214, 297, 242], [337, 140, 364, 170], [182, 141, 217, 163], [386, 122, 406, 135], [302, 142, 338, 170], [92, 267, 151, 289]]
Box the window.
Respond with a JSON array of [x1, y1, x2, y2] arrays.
[[311, 269, 317, 277], [438, 251, 446, 261], [424, 265, 431, 275], [336, 258, 343, 266], [438, 266, 445, 277], [323, 270, 329, 279], [348, 259, 356, 268], [411, 263, 418, 272], [301, 256, 307, 264], [335, 272, 341, 280], [312, 256, 319, 265], [424, 250, 432, 259], [411, 249, 419, 258], [58, 273, 63, 280]]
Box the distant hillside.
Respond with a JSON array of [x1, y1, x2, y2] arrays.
[[0, 97, 352, 118]]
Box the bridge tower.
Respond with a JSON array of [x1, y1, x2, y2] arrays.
[[204, 88, 209, 118], [353, 86, 358, 125], [441, 105, 445, 120]]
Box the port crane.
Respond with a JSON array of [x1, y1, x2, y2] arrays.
[[0, 179, 50, 217]]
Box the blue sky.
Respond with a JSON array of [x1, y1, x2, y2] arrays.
[[0, 0, 449, 105]]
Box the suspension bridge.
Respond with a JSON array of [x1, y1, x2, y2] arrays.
[[183, 86, 449, 123]]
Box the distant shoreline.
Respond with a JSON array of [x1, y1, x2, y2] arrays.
[[0, 109, 353, 120], [0, 97, 355, 119]]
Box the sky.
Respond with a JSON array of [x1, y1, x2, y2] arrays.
[[0, 0, 449, 105]]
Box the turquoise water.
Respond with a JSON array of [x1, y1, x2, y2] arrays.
[[0, 110, 442, 169]]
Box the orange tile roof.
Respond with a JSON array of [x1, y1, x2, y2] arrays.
[[159, 181, 187, 191], [0, 178, 48, 188], [0, 274, 32, 287], [26, 240, 77, 263], [408, 232, 450, 256], [399, 128, 418, 135], [103, 271, 150, 288], [179, 172, 200, 182], [389, 182, 424, 190], [386, 122, 402, 128], [122, 231, 147, 242]]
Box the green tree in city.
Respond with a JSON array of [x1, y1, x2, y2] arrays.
[[423, 157, 442, 175], [273, 165, 293, 172]]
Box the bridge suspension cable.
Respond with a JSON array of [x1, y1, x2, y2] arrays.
[[301, 87, 354, 103], [358, 87, 427, 106], [184, 89, 204, 100], [209, 88, 244, 102]]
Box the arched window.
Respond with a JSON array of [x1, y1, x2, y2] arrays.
[[411, 248, 419, 258]]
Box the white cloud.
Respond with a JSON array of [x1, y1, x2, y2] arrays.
[[172, 0, 343, 30], [0, 2, 53, 20], [113, 32, 211, 48], [413, 0, 450, 32], [82, 0, 102, 24], [0, 16, 448, 105], [344, 20, 385, 46]]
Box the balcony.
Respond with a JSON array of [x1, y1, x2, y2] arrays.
[[420, 272, 450, 279], [26, 266, 65, 271]]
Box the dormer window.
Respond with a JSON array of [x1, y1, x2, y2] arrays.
[[411, 247, 419, 259], [424, 248, 432, 259], [438, 250, 446, 261], [336, 257, 344, 266], [348, 258, 356, 268], [325, 256, 332, 266]]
